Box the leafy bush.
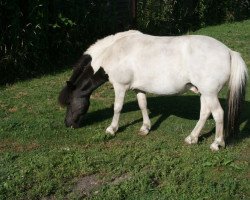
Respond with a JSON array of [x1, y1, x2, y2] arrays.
[[0, 0, 119, 84], [137, 0, 250, 35]]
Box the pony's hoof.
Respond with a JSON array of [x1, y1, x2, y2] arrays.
[[210, 143, 219, 151], [138, 124, 150, 136], [138, 127, 150, 136], [185, 135, 198, 144], [105, 126, 117, 135], [210, 140, 225, 151]]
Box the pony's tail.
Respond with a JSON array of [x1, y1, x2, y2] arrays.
[[225, 51, 248, 139]]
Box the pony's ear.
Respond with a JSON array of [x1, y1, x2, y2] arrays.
[[66, 81, 76, 90]]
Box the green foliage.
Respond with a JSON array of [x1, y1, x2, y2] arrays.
[[0, 20, 249, 199], [0, 0, 49, 83], [0, 0, 120, 85], [137, 0, 250, 35]]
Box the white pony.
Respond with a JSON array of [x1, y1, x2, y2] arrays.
[[59, 30, 248, 151]]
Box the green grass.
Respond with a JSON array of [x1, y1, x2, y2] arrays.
[[0, 20, 250, 200]]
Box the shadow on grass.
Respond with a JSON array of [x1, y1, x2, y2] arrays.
[[84, 95, 249, 144]]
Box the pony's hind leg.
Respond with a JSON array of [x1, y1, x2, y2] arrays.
[[203, 95, 225, 151], [137, 92, 151, 135], [185, 95, 211, 144], [185, 94, 225, 150], [106, 84, 127, 135]]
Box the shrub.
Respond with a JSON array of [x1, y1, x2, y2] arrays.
[[136, 0, 250, 35], [0, 0, 119, 84]]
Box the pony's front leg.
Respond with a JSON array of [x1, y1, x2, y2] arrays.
[[137, 92, 151, 135], [106, 84, 127, 135]]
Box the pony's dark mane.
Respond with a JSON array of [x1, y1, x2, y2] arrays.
[[78, 67, 109, 96], [58, 54, 109, 107], [58, 54, 91, 106], [70, 54, 92, 83], [58, 85, 70, 107]]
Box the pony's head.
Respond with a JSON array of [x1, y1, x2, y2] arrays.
[[58, 54, 108, 128]]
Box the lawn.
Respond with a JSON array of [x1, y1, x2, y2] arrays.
[[0, 20, 249, 200]]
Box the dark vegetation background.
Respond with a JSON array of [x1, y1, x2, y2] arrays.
[[0, 0, 249, 85]]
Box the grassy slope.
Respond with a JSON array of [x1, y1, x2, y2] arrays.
[[0, 20, 249, 200]]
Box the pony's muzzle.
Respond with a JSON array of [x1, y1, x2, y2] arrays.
[[64, 116, 84, 129], [64, 118, 72, 128]]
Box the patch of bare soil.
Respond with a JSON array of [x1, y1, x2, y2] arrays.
[[73, 174, 102, 197], [70, 173, 132, 198], [0, 140, 39, 152]]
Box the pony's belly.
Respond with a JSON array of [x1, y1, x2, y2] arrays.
[[131, 80, 187, 95]]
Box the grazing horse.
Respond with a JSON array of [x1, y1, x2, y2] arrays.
[[58, 30, 248, 151]]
